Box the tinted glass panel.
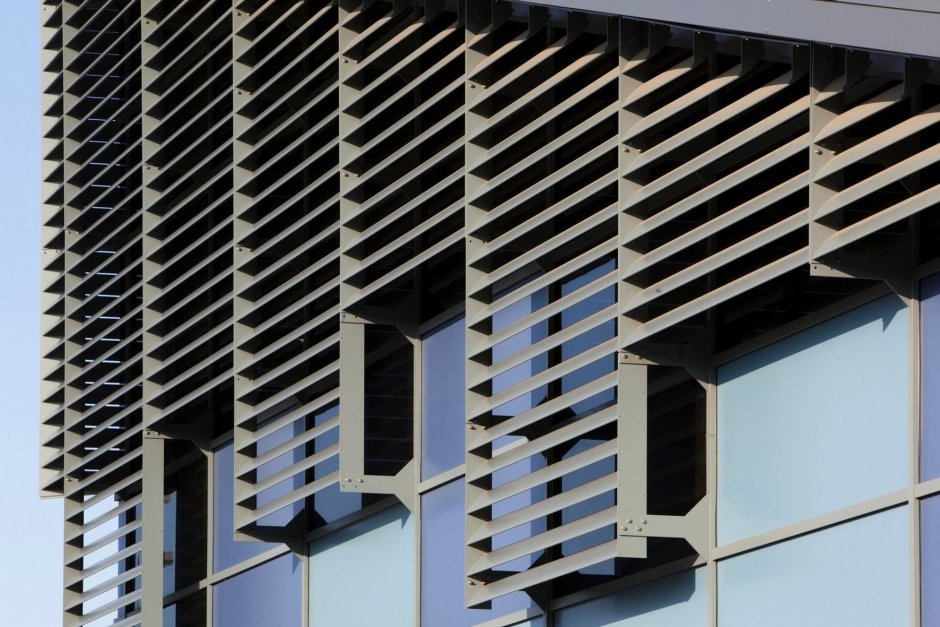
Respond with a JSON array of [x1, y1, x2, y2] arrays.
[[923, 495, 940, 625], [718, 507, 909, 627], [312, 404, 362, 524], [213, 442, 276, 572], [922, 274, 940, 481], [309, 505, 415, 626], [561, 438, 615, 575], [256, 416, 304, 527], [421, 315, 466, 480], [421, 479, 533, 626], [555, 567, 706, 626], [560, 259, 616, 417], [364, 325, 413, 476], [492, 288, 548, 417], [718, 296, 909, 544], [213, 554, 302, 627]]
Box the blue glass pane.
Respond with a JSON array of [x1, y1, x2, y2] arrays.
[[492, 288, 548, 417], [422, 315, 466, 480], [718, 507, 909, 627], [923, 495, 940, 625], [561, 438, 615, 575], [717, 296, 909, 544], [561, 260, 616, 416], [213, 442, 277, 572], [309, 505, 415, 626], [256, 417, 304, 527], [421, 479, 533, 626], [213, 554, 303, 627], [555, 567, 706, 626], [922, 274, 940, 481], [312, 404, 362, 524], [164, 491, 176, 595], [491, 435, 547, 572]]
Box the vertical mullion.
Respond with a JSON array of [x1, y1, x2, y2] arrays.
[[616, 17, 650, 562], [911, 279, 922, 627], [231, 0, 254, 538], [463, 0, 491, 608]]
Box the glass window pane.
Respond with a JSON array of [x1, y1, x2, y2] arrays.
[[421, 479, 534, 626], [213, 442, 276, 572], [309, 505, 415, 626], [490, 436, 547, 572], [421, 315, 466, 480], [492, 288, 548, 417], [555, 567, 706, 626], [312, 404, 363, 525], [718, 507, 909, 627], [718, 296, 909, 544], [561, 438, 615, 575], [255, 416, 304, 527], [213, 554, 302, 627], [922, 274, 940, 481], [364, 324, 413, 476], [560, 259, 616, 417], [922, 495, 940, 625]]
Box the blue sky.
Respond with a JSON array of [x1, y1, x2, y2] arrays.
[[0, 3, 64, 626]]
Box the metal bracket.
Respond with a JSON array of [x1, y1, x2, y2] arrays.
[[810, 235, 915, 298], [620, 338, 709, 385], [618, 496, 709, 558]]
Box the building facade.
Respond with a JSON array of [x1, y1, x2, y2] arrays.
[[39, 0, 940, 625]]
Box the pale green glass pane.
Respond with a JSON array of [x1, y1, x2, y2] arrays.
[[719, 507, 909, 627], [718, 295, 909, 544], [309, 505, 415, 627], [554, 568, 706, 626]]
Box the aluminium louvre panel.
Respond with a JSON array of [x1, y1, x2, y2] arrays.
[[140, 0, 234, 434], [464, 4, 623, 606], [231, 0, 352, 533], [618, 30, 811, 351], [53, 1, 150, 625], [335, 0, 467, 506], [338, 0, 466, 314], [41, 0, 67, 498], [809, 47, 940, 269]]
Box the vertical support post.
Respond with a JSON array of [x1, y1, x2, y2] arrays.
[[231, 0, 255, 537], [60, 3, 84, 623], [910, 279, 922, 627], [616, 361, 648, 558], [616, 18, 654, 560], [140, 432, 166, 625], [338, 316, 366, 484], [338, 0, 359, 311], [139, 3, 165, 622], [464, 0, 493, 608]]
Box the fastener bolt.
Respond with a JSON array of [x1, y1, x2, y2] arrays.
[[814, 148, 822, 155], [635, 526, 642, 532]]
